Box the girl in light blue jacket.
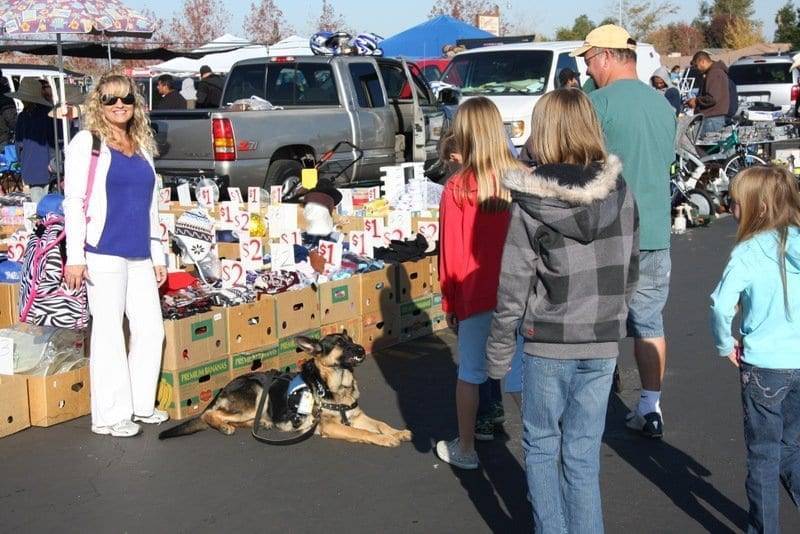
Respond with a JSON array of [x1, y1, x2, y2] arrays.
[[710, 165, 800, 534]]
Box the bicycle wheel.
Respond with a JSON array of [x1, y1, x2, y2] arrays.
[[723, 152, 766, 181], [686, 188, 715, 225]]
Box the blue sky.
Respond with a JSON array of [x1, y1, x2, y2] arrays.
[[128, 0, 788, 42]]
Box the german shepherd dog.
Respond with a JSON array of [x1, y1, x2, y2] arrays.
[[158, 332, 412, 448]]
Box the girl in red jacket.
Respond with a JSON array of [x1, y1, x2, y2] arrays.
[[435, 97, 525, 470]]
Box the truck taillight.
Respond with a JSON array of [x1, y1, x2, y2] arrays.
[[212, 118, 235, 162], [792, 84, 799, 104]]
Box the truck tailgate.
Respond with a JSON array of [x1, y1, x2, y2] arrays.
[[150, 109, 215, 165]]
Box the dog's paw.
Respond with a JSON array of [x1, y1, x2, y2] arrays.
[[378, 434, 401, 447], [395, 430, 412, 442], [220, 425, 235, 435]]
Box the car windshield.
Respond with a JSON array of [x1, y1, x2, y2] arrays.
[[729, 63, 792, 85], [441, 50, 552, 96]]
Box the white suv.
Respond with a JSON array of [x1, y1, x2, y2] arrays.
[[439, 41, 662, 148], [729, 54, 799, 115]]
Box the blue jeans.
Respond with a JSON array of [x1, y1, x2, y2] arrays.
[[522, 355, 615, 534], [699, 115, 726, 137], [740, 364, 800, 534]]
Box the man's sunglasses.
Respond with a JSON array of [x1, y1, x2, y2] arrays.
[[100, 93, 136, 106]]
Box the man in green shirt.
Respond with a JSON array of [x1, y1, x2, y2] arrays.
[[572, 25, 677, 439]]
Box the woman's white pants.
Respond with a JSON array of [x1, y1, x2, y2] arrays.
[[86, 253, 164, 427]]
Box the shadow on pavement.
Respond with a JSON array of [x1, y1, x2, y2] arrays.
[[603, 393, 748, 532]]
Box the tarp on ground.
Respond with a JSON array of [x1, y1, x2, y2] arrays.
[[380, 15, 493, 59]]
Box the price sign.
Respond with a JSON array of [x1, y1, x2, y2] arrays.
[[317, 239, 342, 269], [217, 201, 237, 230], [197, 186, 215, 210], [416, 220, 440, 253], [268, 204, 298, 239], [227, 187, 243, 204], [239, 238, 264, 270], [270, 243, 296, 272], [234, 211, 251, 233], [177, 183, 192, 207], [248, 187, 261, 214], [158, 188, 171, 210], [349, 230, 373, 258], [158, 213, 175, 245], [22, 202, 36, 234], [220, 259, 246, 288], [363, 217, 384, 249], [270, 186, 283, 205], [279, 230, 302, 246], [387, 211, 412, 243], [6, 231, 27, 263]]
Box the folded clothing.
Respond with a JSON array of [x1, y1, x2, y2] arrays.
[[373, 234, 429, 263], [254, 270, 300, 295]]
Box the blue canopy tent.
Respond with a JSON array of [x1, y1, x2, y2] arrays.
[[381, 15, 493, 59]]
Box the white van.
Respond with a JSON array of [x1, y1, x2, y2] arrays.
[[439, 41, 663, 148]]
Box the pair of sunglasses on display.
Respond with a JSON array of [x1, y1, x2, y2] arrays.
[[100, 93, 136, 106]]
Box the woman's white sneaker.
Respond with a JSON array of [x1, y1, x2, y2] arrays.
[[92, 419, 141, 437], [133, 409, 169, 425]]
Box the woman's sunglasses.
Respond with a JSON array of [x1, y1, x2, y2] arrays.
[[100, 93, 136, 106]]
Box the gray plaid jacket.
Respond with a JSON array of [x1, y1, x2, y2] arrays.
[[487, 155, 639, 377]]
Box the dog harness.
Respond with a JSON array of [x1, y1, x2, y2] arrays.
[[305, 367, 360, 427]]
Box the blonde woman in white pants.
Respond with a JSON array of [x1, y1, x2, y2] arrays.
[[64, 74, 167, 438]]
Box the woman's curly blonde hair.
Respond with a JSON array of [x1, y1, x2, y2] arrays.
[[83, 72, 157, 156]]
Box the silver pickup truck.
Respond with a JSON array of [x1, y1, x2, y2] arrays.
[[150, 55, 444, 193]]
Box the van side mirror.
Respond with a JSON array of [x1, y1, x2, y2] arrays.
[[437, 87, 460, 106]]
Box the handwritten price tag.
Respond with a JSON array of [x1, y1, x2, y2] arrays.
[[158, 188, 171, 210], [220, 259, 246, 288], [349, 230, 373, 258], [268, 204, 298, 239], [248, 186, 261, 214], [197, 186, 215, 210], [158, 213, 175, 246], [234, 211, 251, 233], [279, 230, 302, 246], [217, 201, 237, 230], [387, 211, 412, 242], [227, 187, 243, 204], [6, 231, 27, 263], [270, 186, 283, 205], [363, 217, 385, 249], [239, 238, 264, 271], [177, 183, 192, 207], [318, 239, 342, 269], [270, 243, 296, 272], [416, 220, 440, 253]]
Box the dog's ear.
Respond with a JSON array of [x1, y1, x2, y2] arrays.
[[295, 336, 322, 355]]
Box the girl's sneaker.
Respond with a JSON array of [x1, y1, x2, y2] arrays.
[[490, 401, 505, 425], [91, 419, 141, 437], [133, 409, 169, 425], [474, 416, 495, 441], [435, 438, 479, 470]]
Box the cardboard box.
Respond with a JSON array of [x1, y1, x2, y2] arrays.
[[428, 255, 441, 294], [430, 305, 447, 332], [220, 299, 277, 355], [396, 259, 431, 303], [399, 295, 434, 342], [157, 357, 230, 420], [361, 317, 400, 354], [333, 215, 365, 234], [321, 317, 364, 345], [360, 266, 397, 320], [0, 374, 30, 438], [229, 344, 280, 379], [26, 366, 91, 427], [319, 277, 361, 324], [162, 310, 228, 370], [0, 283, 19, 328], [216, 242, 240, 260], [267, 287, 320, 338]]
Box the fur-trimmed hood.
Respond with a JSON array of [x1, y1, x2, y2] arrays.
[[503, 155, 630, 243]]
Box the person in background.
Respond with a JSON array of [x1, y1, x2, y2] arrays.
[[13, 78, 55, 203], [669, 65, 682, 85], [651, 67, 682, 115], [0, 70, 17, 152], [154, 74, 186, 110], [435, 97, 525, 470], [573, 24, 676, 439], [64, 73, 168, 438], [196, 65, 224, 108], [180, 78, 197, 109], [688, 51, 730, 136], [558, 68, 581, 89], [487, 88, 639, 532], [709, 165, 800, 534]]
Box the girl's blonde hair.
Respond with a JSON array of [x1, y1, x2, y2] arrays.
[[730, 165, 800, 315], [83, 73, 157, 156], [528, 88, 607, 166], [451, 96, 522, 212]]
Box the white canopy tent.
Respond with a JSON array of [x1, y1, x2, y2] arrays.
[[150, 34, 311, 75]]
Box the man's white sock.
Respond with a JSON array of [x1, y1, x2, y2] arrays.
[[638, 389, 662, 416]]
